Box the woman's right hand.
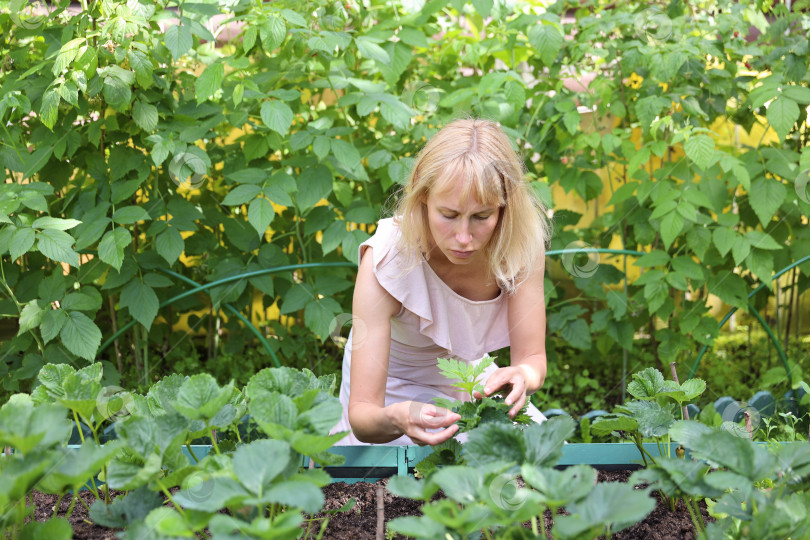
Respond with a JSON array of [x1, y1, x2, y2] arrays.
[[388, 401, 461, 446]]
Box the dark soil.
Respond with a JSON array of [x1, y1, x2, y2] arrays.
[[28, 470, 713, 539], [310, 470, 713, 540], [30, 488, 121, 540]]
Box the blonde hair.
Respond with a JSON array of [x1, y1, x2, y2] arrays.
[[392, 117, 551, 294]]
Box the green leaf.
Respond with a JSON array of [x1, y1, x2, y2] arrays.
[[355, 36, 390, 63], [173, 373, 234, 421], [684, 135, 715, 171], [660, 210, 684, 249], [195, 62, 225, 104], [132, 101, 158, 132], [260, 100, 293, 136], [766, 96, 799, 141], [37, 229, 79, 267], [10, 228, 36, 260], [561, 319, 590, 350], [431, 466, 482, 504], [98, 228, 131, 271], [31, 217, 82, 231], [622, 400, 674, 438], [627, 368, 674, 399], [248, 197, 274, 237], [18, 300, 46, 335], [165, 23, 193, 60], [471, 0, 493, 17], [120, 281, 159, 330], [331, 138, 361, 170], [128, 49, 153, 88], [731, 235, 751, 266], [296, 166, 332, 211], [712, 227, 736, 257], [745, 230, 782, 250], [60, 311, 102, 361], [554, 482, 655, 537], [233, 439, 291, 495], [41, 309, 68, 344], [707, 273, 748, 311], [528, 24, 563, 66], [0, 396, 72, 453], [222, 184, 261, 206], [634, 250, 670, 267], [112, 206, 151, 225], [40, 88, 60, 130], [749, 177, 786, 227], [155, 227, 184, 265], [305, 298, 340, 339], [19, 517, 72, 540]]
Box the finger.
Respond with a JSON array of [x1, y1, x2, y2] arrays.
[[504, 380, 525, 406], [509, 395, 527, 418], [425, 424, 459, 446], [421, 406, 460, 428], [483, 376, 505, 396]]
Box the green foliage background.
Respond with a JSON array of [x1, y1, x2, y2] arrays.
[[0, 0, 808, 397]]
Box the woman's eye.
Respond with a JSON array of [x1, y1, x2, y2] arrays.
[[474, 214, 491, 221], [442, 214, 457, 219]]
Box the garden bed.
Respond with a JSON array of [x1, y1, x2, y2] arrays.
[[29, 470, 712, 539]]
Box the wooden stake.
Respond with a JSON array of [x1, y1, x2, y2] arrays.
[[376, 485, 385, 540]]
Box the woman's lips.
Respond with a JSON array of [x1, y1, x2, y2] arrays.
[[451, 250, 473, 258]]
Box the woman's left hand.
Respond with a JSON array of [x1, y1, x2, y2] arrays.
[[475, 366, 528, 418]]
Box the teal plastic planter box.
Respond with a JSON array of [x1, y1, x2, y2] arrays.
[[58, 441, 786, 487]]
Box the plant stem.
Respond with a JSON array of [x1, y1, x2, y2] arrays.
[[684, 496, 704, 538], [186, 442, 200, 463], [66, 494, 78, 518], [51, 493, 65, 518], [157, 479, 187, 519], [209, 427, 221, 455]]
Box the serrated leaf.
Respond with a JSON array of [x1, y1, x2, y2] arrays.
[[60, 311, 102, 361], [749, 177, 786, 227], [165, 23, 193, 60], [31, 217, 82, 231], [260, 100, 293, 136], [195, 62, 224, 104], [40, 88, 60, 130], [528, 24, 563, 67], [132, 101, 158, 132], [10, 228, 36, 260], [155, 227, 183, 265], [712, 227, 736, 257], [120, 281, 159, 330], [248, 197, 274, 237], [18, 300, 46, 335], [355, 36, 390, 63], [222, 184, 261, 206], [766, 96, 799, 141], [98, 228, 131, 271], [112, 206, 151, 225], [684, 135, 714, 171], [37, 229, 79, 267], [660, 210, 684, 249]]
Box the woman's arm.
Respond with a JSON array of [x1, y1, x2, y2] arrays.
[[347, 247, 461, 445], [479, 256, 548, 417]]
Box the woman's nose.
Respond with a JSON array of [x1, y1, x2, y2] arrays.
[[455, 222, 472, 245]]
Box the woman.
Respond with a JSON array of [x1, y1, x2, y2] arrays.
[[332, 117, 551, 446]]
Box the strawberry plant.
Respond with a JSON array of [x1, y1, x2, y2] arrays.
[[388, 416, 657, 539], [433, 355, 532, 433]]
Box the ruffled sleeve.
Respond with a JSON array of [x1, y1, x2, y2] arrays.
[[358, 218, 511, 361]]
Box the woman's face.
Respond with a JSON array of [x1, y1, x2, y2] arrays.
[[423, 180, 500, 266]]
